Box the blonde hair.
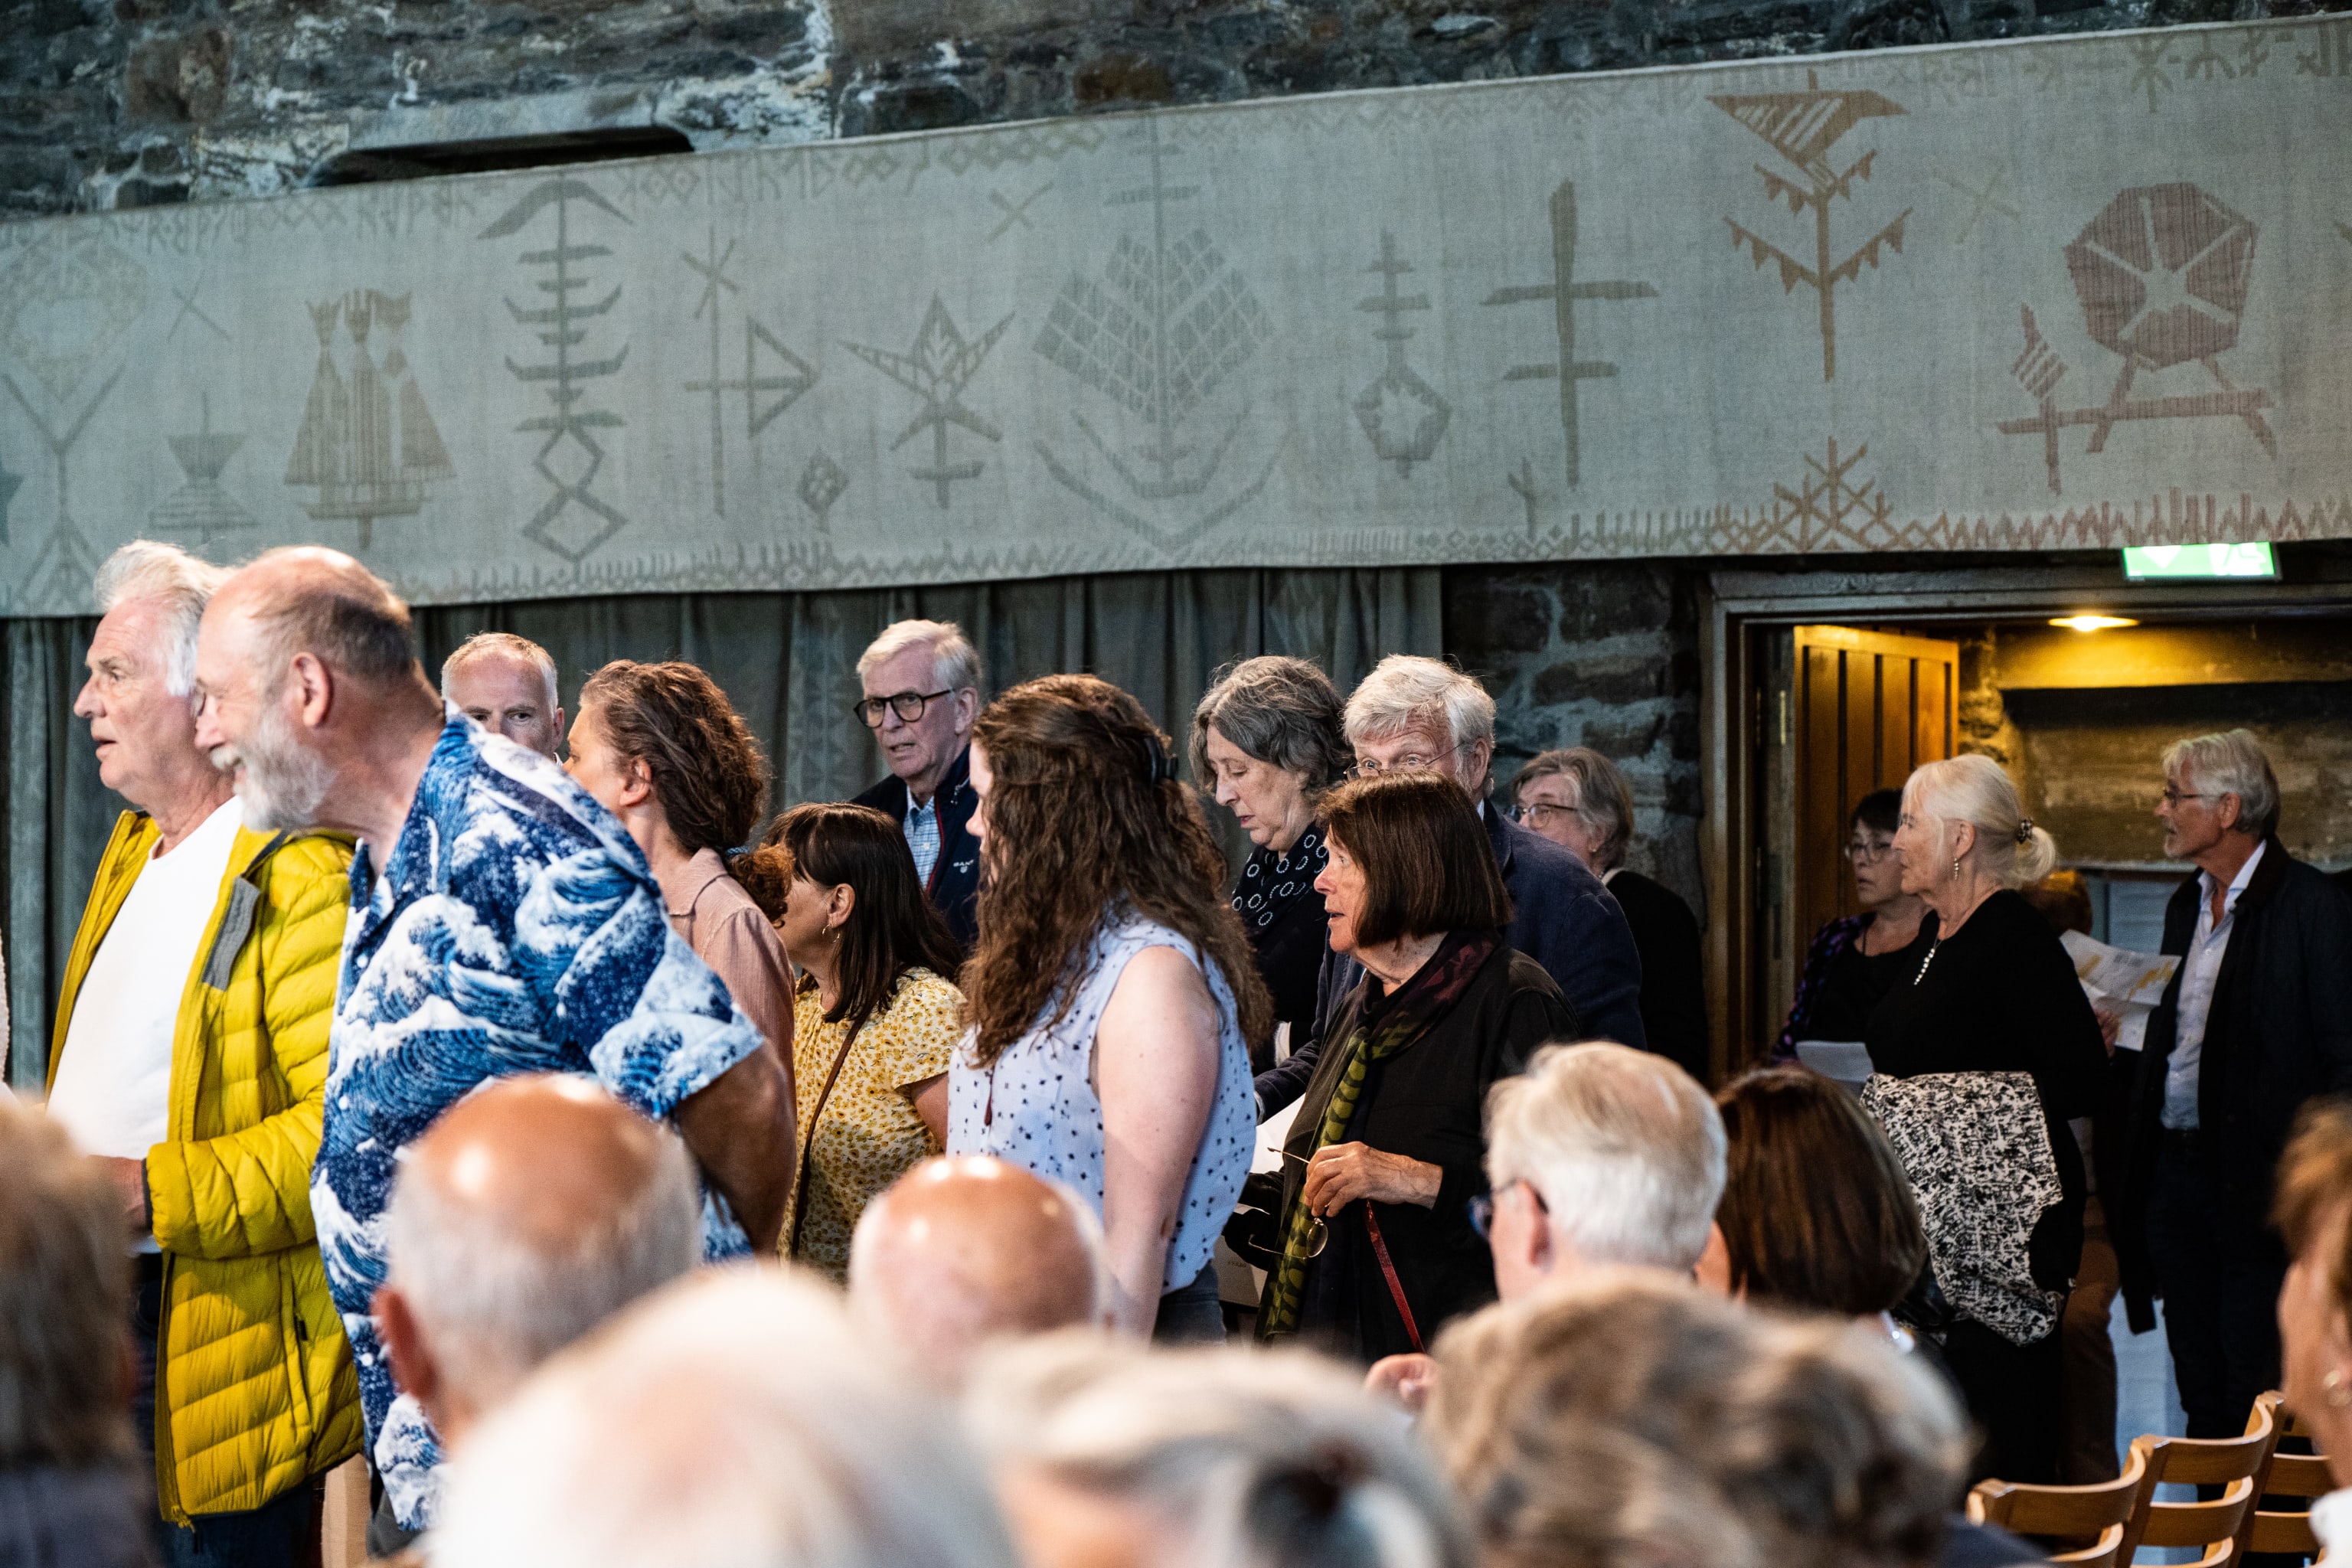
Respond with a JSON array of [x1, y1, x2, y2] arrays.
[[434, 1269, 1020, 1568], [1484, 1043, 1726, 1273], [1901, 753, 2056, 888]]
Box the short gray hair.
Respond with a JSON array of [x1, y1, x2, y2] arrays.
[[0, 1097, 132, 1468], [1343, 656, 1495, 753], [443, 632, 560, 710], [434, 1270, 1021, 1568], [1902, 753, 2057, 889], [1485, 1043, 1727, 1273], [384, 1096, 700, 1410], [966, 1334, 1475, 1568], [1514, 748, 1635, 871], [859, 619, 983, 696], [93, 540, 230, 700], [1190, 656, 1352, 793], [2164, 728, 2280, 839]]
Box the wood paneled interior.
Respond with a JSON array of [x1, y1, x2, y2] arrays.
[[1790, 626, 1958, 968]]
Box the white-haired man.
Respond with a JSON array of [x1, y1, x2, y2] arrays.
[[190, 547, 790, 1540], [45, 541, 359, 1565], [440, 631, 564, 760], [432, 1271, 1024, 1568], [2116, 728, 2352, 1440], [371, 1074, 700, 1559], [1259, 655, 1648, 1117], [848, 1155, 1110, 1393], [851, 619, 984, 950], [1366, 1041, 1726, 1411]]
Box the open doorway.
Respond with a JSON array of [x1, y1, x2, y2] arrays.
[[1703, 560, 2352, 1077]]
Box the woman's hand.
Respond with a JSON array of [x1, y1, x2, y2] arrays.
[[1302, 1142, 1442, 1213]]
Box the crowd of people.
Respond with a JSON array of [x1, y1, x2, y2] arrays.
[[4, 536, 2351, 1568]]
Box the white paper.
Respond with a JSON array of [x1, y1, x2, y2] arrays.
[[2060, 929, 2181, 1053], [1795, 1040, 1876, 1086]]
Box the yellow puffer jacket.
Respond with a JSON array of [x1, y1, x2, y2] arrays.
[[49, 812, 362, 1524]]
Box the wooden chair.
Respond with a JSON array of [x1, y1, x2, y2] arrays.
[[2127, 1393, 2282, 1567], [2238, 1391, 2332, 1561], [1966, 1443, 2151, 1567]]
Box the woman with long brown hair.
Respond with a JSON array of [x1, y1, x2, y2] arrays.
[[766, 802, 965, 1282], [948, 675, 1271, 1344]]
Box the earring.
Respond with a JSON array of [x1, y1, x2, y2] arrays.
[[1952, 856, 1962, 880], [2325, 1368, 2352, 1409]]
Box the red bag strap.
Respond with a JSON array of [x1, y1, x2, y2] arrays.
[[1361, 1202, 1425, 1354]]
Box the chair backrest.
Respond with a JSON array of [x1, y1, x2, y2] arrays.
[[2132, 1394, 2281, 1562], [2238, 1391, 2334, 1562], [1966, 1446, 2150, 1567]]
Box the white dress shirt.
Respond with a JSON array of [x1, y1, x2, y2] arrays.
[[2161, 839, 2266, 1131]]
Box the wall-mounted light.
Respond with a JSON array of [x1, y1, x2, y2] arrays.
[[2049, 614, 2140, 632]]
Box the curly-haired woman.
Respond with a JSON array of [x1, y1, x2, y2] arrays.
[[568, 659, 798, 1120], [948, 674, 1272, 1344]]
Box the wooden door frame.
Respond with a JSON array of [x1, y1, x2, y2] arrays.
[[1697, 560, 2352, 1082]]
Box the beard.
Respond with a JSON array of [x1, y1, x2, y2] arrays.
[[214, 697, 332, 833]]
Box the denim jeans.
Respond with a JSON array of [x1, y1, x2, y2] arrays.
[[131, 1256, 317, 1568]]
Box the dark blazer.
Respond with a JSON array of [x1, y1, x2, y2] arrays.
[[1257, 802, 1645, 1113], [1606, 869, 1708, 1083], [2115, 839, 2352, 1328], [1270, 944, 1573, 1363], [851, 745, 980, 953]]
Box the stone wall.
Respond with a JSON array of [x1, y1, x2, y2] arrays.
[[6, 0, 2343, 218], [1446, 564, 1706, 918]]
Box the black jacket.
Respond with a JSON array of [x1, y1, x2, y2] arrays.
[[2115, 839, 2352, 1328], [1606, 869, 1709, 1083], [851, 746, 980, 952], [1257, 804, 1645, 1113], [1269, 944, 1573, 1363]]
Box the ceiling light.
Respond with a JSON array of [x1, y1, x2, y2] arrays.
[[2049, 615, 2139, 632]]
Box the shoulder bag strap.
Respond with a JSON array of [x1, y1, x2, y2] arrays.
[[784, 1016, 866, 1262], [1361, 1202, 1425, 1354]]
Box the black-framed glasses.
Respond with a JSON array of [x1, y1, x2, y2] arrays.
[[1468, 1178, 1547, 1241], [1843, 837, 1896, 864], [1345, 740, 1471, 779], [853, 688, 952, 727]]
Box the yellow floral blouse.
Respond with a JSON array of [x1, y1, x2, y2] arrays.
[[782, 966, 963, 1282]]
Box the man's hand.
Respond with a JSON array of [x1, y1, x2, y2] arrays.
[[96, 1156, 149, 1233], [1365, 1352, 1439, 1415], [1302, 1142, 1442, 1214]]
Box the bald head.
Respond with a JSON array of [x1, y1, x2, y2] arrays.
[[849, 1157, 1109, 1392], [195, 547, 445, 840], [377, 1075, 700, 1445]]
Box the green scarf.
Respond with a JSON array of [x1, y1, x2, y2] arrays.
[[1258, 931, 1497, 1339]]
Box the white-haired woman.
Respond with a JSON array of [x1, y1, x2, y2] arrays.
[[1865, 753, 2105, 1485], [967, 1333, 1475, 1568]]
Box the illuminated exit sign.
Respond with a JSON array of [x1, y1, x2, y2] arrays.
[[2122, 543, 2278, 580]]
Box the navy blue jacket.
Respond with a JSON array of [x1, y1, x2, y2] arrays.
[[851, 746, 981, 954], [1257, 800, 1648, 1113]]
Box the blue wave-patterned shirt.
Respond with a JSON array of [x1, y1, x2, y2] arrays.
[[315, 712, 763, 1529]]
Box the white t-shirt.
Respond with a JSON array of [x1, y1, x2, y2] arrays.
[[47, 799, 244, 1241]]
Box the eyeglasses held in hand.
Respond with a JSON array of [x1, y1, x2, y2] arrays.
[[1282, 1149, 1332, 1258], [853, 688, 952, 727]]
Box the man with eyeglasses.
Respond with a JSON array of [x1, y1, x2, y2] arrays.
[[2113, 728, 2352, 1444], [1255, 655, 1648, 1119], [848, 619, 985, 951]]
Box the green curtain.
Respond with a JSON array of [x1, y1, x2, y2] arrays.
[[2, 567, 1439, 1089]]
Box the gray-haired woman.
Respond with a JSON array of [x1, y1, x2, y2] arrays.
[[1513, 747, 1707, 1080], [1191, 658, 1353, 1044]]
